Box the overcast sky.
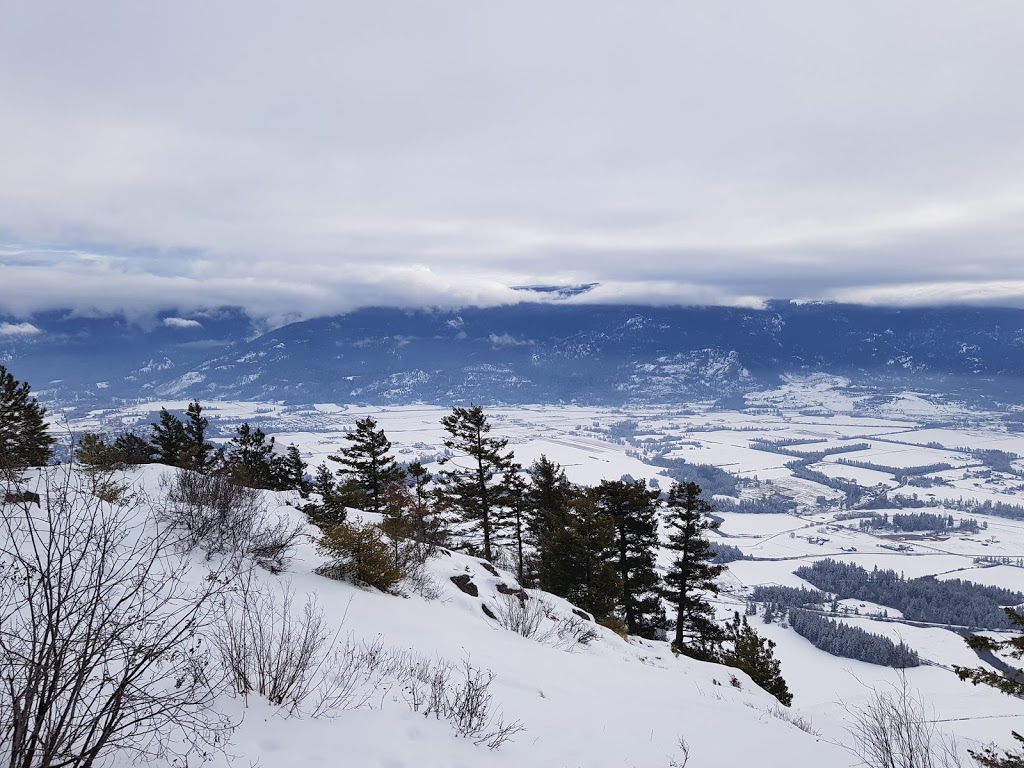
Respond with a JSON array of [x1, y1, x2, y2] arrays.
[[2, 1, 1023, 324]]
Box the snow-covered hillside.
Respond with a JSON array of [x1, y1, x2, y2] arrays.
[[2, 465, 852, 768]]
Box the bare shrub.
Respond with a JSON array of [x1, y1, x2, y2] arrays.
[[0, 465, 234, 768], [669, 735, 691, 768], [489, 545, 517, 576], [492, 593, 546, 638], [161, 469, 304, 570], [769, 704, 821, 737], [844, 673, 965, 768], [400, 653, 524, 749], [162, 469, 264, 553], [215, 576, 378, 717], [552, 613, 600, 647], [490, 594, 599, 650], [403, 561, 443, 601], [248, 514, 306, 573]]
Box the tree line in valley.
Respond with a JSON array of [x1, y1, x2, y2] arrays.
[[857, 511, 980, 533], [750, 585, 920, 668], [794, 559, 1024, 630]]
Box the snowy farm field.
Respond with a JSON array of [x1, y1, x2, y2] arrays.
[[63, 377, 1024, 760]]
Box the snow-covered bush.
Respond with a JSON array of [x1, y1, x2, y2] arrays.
[[161, 468, 304, 571]]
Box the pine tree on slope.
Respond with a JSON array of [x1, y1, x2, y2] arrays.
[[526, 454, 574, 588], [721, 611, 793, 706], [224, 423, 279, 489], [0, 365, 54, 470], [592, 479, 664, 638], [662, 481, 725, 660], [496, 467, 530, 584], [437, 406, 514, 562], [329, 416, 405, 515], [539, 492, 621, 622]]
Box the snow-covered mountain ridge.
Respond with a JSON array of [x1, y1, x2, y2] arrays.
[[7, 302, 1024, 409]]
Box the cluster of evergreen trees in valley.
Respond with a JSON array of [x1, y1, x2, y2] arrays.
[[66, 397, 791, 706]]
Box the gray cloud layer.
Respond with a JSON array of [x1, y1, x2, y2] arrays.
[[2, 1, 1023, 323]]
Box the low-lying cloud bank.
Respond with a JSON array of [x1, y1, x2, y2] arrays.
[[5, 239, 1024, 330]]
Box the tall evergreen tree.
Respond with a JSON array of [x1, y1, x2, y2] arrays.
[[437, 406, 514, 562], [662, 481, 725, 660], [497, 467, 530, 584], [407, 461, 432, 511], [180, 401, 213, 471], [149, 408, 189, 466], [148, 401, 214, 469], [75, 432, 121, 470], [224, 423, 280, 489], [525, 454, 574, 586], [310, 462, 347, 527], [329, 416, 404, 515], [721, 611, 793, 706], [112, 431, 154, 465], [954, 608, 1024, 767], [278, 444, 308, 494], [593, 479, 664, 638], [0, 365, 55, 470], [539, 492, 621, 621]]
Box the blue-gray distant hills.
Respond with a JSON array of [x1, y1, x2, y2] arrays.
[[5, 301, 1024, 408]]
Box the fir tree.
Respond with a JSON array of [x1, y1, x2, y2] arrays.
[[224, 423, 280, 489], [525, 454, 574, 586], [592, 479, 664, 638], [180, 401, 213, 471], [0, 365, 55, 470], [279, 444, 308, 494], [112, 431, 154, 465], [538, 492, 621, 621], [407, 461, 432, 510], [329, 416, 404, 515], [310, 462, 347, 527], [437, 406, 514, 562], [149, 408, 189, 466], [721, 612, 793, 706], [497, 467, 530, 584], [75, 433, 122, 470], [662, 481, 725, 660], [147, 402, 214, 470]]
